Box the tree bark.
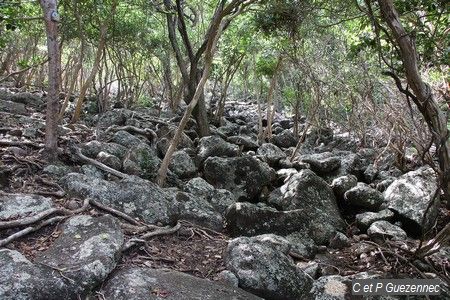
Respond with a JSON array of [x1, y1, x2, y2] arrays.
[[378, 0, 450, 207], [39, 0, 61, 161]]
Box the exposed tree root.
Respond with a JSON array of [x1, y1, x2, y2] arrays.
[[89, 198, 142, 226], [0, 140, 44, 149], [122, 221, 181, 251], [72, 146, 129, 179]]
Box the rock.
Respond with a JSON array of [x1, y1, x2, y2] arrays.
[[344, 183, 384, 210], [383, 167, 439, 233], [82, 141, 127, 160], [155, 125, 194, 155], [225, 202, 309, 237], [376, 178, 395, 192], [22, 127, 39, 138], [269, 169, 344, 243], [355, 209, 395, 231], [0, 100, 27, 114], [122, 142, 160, 179], [0, 194, 54, 221], [217, 123, 241, 137], [217, 270, 239, 287], [329, 232, 351, 249], [284, 232, 318, 259], [367, 220, 407, 241], [60, 173, 178, 224], [204, 156, 275, 202], [257, 143, 286, 166], [81, 164, 104, 179], [97, 151, 122, 170], [364, 164, 378, 183], [43, 164, 73, 178], [35, 215, 124, 297], [0, 249, 68, 300], [227, 135, 259, 151], [272, 129, 297, 148], [97, 109, 128, 128], [9, 91, 44, 107], [102, 267, 262, 300], [310, 275, 351, 300], [184, 177, 236, 215], [197, 136, 239, 163], [331, 175, 358, 199], [225, 234, 313, 300], [173, 191, 223, 231], [300, 152, 341, 175], [111, 130, 143, 147], [169, 150, 197, 179]]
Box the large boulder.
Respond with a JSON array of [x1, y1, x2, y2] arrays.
[[257, 143, 286, 166], [169, 150, 197, 179], [367, 220, 407, 241], [173, 191, 223, 231], [225, 202, 309, 237], [197, 136, 239, 163], [60, 173, 178, 224], [122, 142, 160, 179], [344, 183, 384, 211], [383, 167, 439, 233], [225, 234, 313, 300], [300, 152, 341, 175], [227, 135, 259, 151], [0, 194, 54, 221], [272, 129, 297, 148], [355, 209, 395, 231], [0, 249, 68, 300], [35, 215, 124, 296], [204, 156, 275, 202], [270, 170, 344, 242], [184, 177, 236, 215], [102, 267, 262, 300], [81, 141, 127, 160], [0, 100, 27, 115], [111, 130, 144, 147], [331, 175, 358, 199]]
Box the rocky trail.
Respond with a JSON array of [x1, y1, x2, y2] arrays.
[[0, 88, 449, 299]]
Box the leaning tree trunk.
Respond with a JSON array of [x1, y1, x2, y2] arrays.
[[39, 0, 61, 161], [378, 0, 450, 207]]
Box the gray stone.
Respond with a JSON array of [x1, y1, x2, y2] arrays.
[[0, 249, 68, 300], [270, 169, 344, 243], [111, 130, 143, 147], [273, 129, 297, 148], [35, 215, 124, 297], [169, 150, 197, 179], [331, 175, 358, 199], [383, 167, 439, 233], [0, 194, 54, 221], [81, 141, 127, 160], [22, 127, 38, 138], [204, 156, 275, 202], [97, 109, 128, 128], [197, 135, 239, 163], [227, 135, 259, 151], [257, 143, 287, 166], [43, 164, 73, 178], [184, 177, 236, 215], [300, 152, 341, 175], [355, 209, 395, 231], [284, 232, 318, 259], [328, 232, 351, 249], [97, 151, 122, 170], [367, 220, 407, 241], [344, 183, 384, 210], [60, 173, 178, 224], [0, 100, 27, 114], [173, 192, 223, 231], [102, 267, 262, 300], [225, 234, 313, 300], [81, 164, 104, 179], [217, 270, 239, 287], [122, 142, 160, 179]]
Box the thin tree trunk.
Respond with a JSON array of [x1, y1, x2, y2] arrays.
[[39, 0, 61, 161], [263, 56, 283, 141]]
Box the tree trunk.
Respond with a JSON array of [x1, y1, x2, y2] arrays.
[[378, 0, 450, 207], [263, 56, 283, 141], [39, 0, 61, 161]]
